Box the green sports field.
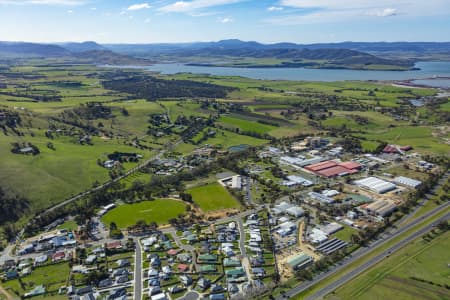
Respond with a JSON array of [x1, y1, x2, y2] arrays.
[[101, 199, 186, 228], [187, 182, 241, 212]]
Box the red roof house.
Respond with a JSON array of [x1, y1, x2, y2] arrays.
[[106, 241, 122, 250], [177, 264, 189, 272], [167, 249, 179, 256], [52, 251, 65, 262]]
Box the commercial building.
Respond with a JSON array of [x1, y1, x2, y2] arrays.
[[354, 177, 396, 194]]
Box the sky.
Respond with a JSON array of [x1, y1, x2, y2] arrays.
[[0, 0, 449, 44]]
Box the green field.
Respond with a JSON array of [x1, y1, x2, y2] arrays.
[[0, 133, 146, 212], [218, 115, 276, 134], [193, 127, 268, 149], [101, 199, 186, 228], [356, 126, 449, 155], [332, 225, 359, 242], [325, 230, 450, 300], [187, 182, 241, 212], [56, 220, 78, 231], [2, 263, 70, 298]]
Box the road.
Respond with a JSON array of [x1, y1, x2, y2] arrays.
[[306, 210, 450, 300], [134, 239, 143, 300], [0, 138, 183, 259], [277, 200, 450, 300], [397, 171, 449, 227], [38, 143, 178, 216], [244, 176, 254, 206]]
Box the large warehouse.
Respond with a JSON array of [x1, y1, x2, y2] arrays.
[[354, 177, 397, 194], [394, 176, 422, 189], [305, 160, 362, 178]]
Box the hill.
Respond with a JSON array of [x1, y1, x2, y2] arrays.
[[72, 50, 152, 65], [59, 41, 106, 53], [0, 41, 70, 57]]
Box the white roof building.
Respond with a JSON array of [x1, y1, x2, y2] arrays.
[[354, 177, 396, 194], [286, 206, 305, 218], [272, 201, 293, 215], [318, 222, 343, 235], [322, 190, 340, 197], [394, 176, 422, 188], [308, 228, 328, 244]]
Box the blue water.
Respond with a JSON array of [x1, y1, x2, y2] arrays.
[[142, 61, 450, 83]]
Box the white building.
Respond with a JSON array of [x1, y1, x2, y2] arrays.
[[286, 206, 304, 218], [394, 176, 422, 189], [354, 177, 396, 194]]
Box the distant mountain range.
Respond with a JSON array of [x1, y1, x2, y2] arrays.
[[103, 39, 450, 57], [0, 39, 449, 70]]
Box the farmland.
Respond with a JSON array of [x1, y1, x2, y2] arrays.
[[187, 182, 241, 212], [218, 115, 276, 134], [101, 199, 187, 228], [0, 62, 448, 232]]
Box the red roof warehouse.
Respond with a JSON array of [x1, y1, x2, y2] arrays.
[[305, 161, 337, 172], [305, 160, 362, 178]]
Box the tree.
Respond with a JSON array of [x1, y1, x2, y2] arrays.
[[3, 223, 17, 242], [350, 233, 361, 245], [437, 220, 448, 231], [46, 142, 55, 150]]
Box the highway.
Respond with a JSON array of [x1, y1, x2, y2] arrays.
[[277, 200, 450, 300], [306, 210, 450, 300]]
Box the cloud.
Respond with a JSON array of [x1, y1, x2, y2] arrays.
[[368, 8, 397, 17], [269, 0, 449, 24], [218, 16, 233, 23], [144, 18, 151, 23], [67, 9, 73, 13], [267, 6, 283, 11], [127, 3, 151, 11], [280, 0, 449, 16], [159, 0, 242, 13]]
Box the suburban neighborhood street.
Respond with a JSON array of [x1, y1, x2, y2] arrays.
[[134, 239, 143, 300]]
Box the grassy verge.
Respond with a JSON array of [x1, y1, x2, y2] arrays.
[[292, 204, 450, 299]]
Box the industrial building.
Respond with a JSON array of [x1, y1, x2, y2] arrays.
[[308, 192, 335, 204], [318, 222, 343, 235], [364, 200, 397, 217], [315, 238, 348, 255], [287, 253, 313, 270], [282, 175, 314, 187], [219, 175, 242, 189], [308, 228, 329, 244], [305, 160, 362, 178], [286, 206, 304, 218], [394, 176, 422, 189], [354, 177, 397, 194]]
